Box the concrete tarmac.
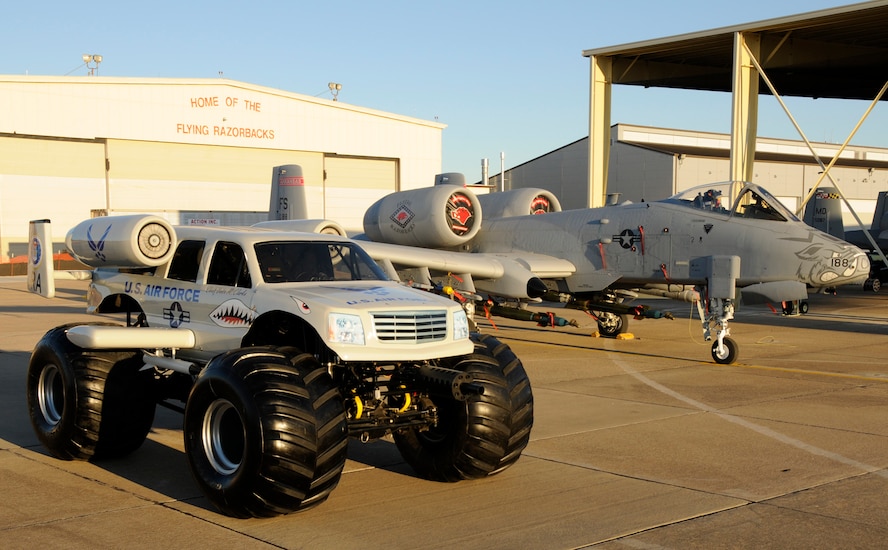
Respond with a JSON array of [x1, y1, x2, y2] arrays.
[[1, 277, 886, 548]]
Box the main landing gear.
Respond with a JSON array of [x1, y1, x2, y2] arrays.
[[781, 300, 809, 316]]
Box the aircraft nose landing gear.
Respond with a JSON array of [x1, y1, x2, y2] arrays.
[[711, 335, 739, 364], [694, 255, 741, 364], [698, 296, 740, 364]]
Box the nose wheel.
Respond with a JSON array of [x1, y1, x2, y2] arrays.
[[711, 336, 738, 364], [697, 296, 739, 364]]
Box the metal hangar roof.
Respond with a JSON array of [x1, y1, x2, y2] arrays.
[[582, 1, 888, 101]]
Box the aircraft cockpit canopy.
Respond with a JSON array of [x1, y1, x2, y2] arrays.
[[664, 182, 799, 222]]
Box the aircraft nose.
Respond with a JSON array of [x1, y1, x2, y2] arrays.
[[852, 248, 871, 281], [841, 246, 870, 285], [807, 241, 870, 288]]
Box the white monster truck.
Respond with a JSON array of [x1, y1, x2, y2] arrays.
[[26, 215, 533, 518]]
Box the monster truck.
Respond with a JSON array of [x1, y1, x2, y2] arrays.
[[26, 215, 533, 518]]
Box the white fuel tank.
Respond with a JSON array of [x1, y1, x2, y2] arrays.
[[66, 215, 176, 268], [363, 185, 482, 248]]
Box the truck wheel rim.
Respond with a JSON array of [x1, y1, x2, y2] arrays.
[[202, 399, 245, 475], [37, 364, 63, 426]]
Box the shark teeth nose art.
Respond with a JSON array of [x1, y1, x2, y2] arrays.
[[210, 299, 255, 327]]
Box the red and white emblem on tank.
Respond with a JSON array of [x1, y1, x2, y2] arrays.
[[446, 192, 475, 236], [390, 205, 415, 228]]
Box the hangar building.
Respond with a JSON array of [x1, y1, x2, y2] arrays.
[[0, 75, 445, 263], [498, 123, 888, 230]]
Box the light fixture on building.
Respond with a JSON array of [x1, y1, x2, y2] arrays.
[[82, 54, 103, 76], [328, 82, 342, 101]]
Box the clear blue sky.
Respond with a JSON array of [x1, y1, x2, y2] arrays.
[[3, 0, 881, 182]]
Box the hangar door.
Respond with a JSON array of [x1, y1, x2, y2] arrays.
[[0, 136, 106, 257], [323, 155, 398, 230], [106, 140, 324, 219]]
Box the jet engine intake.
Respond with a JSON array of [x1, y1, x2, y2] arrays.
[[363, 185, 482, 248], [477, 188, 561, 219], [66, 214, 176, 268]]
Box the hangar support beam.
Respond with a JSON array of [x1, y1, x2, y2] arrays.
[[588, 55, 612, 208], [729, 32, 760, 184], [584, 2, 888, 212]]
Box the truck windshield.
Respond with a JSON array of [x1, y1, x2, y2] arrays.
[[255, 242, 387, 283]]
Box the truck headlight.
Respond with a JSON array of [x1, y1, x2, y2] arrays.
[[453, 310, 470, 340], [328, 313, 365, 345]]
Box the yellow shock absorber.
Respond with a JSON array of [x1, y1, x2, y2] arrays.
[[398, 392, 411, 413], [354, 396, 363, 419]]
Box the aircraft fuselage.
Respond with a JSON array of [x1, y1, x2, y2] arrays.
[[470, 187, 869, 295]]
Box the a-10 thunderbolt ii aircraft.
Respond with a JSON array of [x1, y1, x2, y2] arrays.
[[266, 172, 870, 364]]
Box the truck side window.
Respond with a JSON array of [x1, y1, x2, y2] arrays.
[[208, 241, 252, 288], [168, 240, 205, 282]]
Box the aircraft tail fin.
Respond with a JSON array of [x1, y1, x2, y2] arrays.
[[27, 219, 55, 298], [269, 164, 308, 221], [802, 188, 845, 239], [821, 190, 888, 252], [869, 191, 888, 232]]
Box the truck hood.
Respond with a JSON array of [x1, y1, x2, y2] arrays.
[[255, 281, 471, 362], [268, 282, 457, 312]]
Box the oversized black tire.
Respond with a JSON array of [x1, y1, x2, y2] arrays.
[[27, 324, 157, 461], [711, 336, 739, 364], [393, 333, 533, 482], [183, 346, 348, 518]]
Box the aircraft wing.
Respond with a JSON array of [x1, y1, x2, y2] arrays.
[[355, 240, 576, 299], [470, 251, 577, 279]]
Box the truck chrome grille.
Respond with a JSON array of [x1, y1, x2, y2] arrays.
[[372, 311, 448, 342]]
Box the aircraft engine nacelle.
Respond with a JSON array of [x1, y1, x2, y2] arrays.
[[363, 185, 482, 248], [252, 219, 348, 236], [477, 188, 562, 219], [66, 214, 177, 268]]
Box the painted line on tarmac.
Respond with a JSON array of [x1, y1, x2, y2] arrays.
[[720, 362, 888, 384], [501, 332, 888, 384], [612, 356, 888, 480]]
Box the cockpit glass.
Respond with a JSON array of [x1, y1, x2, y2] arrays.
[[732, 188, 794, 222], [664, 182, 798, 222], [664, 182, 738, 214]]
